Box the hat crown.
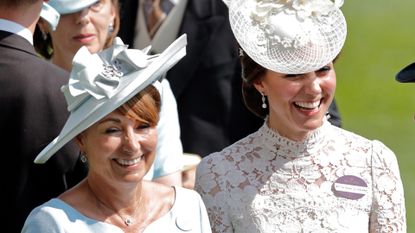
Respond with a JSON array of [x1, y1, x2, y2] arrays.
[[62, 38, 157, 112], [226, 0, 347, 74]]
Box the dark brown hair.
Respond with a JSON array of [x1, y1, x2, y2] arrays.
[[240, 49, 267, 119], [34, 0, 120, 59], [118, 85, 161, 126]]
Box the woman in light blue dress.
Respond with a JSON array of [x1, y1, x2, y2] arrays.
[[22, 34, 211, 233]]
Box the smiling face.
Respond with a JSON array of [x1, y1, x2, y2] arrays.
[[254, 63, 336, 141], [50, 0, 116, 69], [77, 110, 158, 184], [76, 87, 160, 185]]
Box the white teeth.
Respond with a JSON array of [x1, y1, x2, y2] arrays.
[[115, 156, 142, 166], [295, 101, 320, 109]]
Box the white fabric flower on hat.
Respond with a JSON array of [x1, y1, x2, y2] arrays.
[[225, 0, 347, 74]]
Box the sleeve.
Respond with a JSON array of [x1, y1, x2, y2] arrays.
[[369, 140, 406, 233], [153, 79, 184, 178], [21, 206, 63, 233], [195, 156, 234, 233]]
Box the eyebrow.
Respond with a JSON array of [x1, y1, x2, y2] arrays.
[[98, 117, 121, 125]]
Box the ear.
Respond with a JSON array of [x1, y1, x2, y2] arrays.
[[253, 79, 265, 95], [109, 3, 116, 24], [75, 134, 86, 152]]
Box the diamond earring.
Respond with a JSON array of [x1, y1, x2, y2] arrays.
[[80, 154, 87, 163], [108, 23, 114, 34]]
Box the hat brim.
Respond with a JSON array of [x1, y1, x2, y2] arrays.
[[34, 34, 187, 164], [48, 0, 98, 15], [227, 0, 347, 74], [396, 62, 415, 83]]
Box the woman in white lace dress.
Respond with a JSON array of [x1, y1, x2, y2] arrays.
[[194, 0, 407, 232]]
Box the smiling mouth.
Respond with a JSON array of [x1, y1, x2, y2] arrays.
[[114, 156, 142, 166], [293, 100, 322, 110]]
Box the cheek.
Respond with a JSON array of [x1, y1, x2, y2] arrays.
[[141, 129, 158, 152], [87, 137, 120, 155], [136, 128, 157, 153], [323, 74, 337, 95]]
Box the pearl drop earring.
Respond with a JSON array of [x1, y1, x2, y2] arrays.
[[261, 93, 267, 109]]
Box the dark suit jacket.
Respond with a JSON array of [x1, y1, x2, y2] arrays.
[[119, 0, 263, 157], [118, 0, 342, 157], [0, 31, 87, 232]]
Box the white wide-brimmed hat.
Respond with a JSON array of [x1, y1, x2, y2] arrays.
[[40, 0, 99, 30], [34, 34, 188, 164], [40, 2, 60, 31], [223, 0, 347, 74], [47, 0, 99, 14]]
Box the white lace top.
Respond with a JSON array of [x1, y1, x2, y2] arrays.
[[195, 120, 406, 233]]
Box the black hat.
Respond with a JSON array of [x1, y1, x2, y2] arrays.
[[396, 62, 415, 83]]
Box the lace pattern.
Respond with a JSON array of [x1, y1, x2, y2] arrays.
[[195, 121, 406, 233]]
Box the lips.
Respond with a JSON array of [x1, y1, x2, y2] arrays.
[[73, 34, 95, 43], [114, 156, 142, 166], [293, 100, 321, 110]]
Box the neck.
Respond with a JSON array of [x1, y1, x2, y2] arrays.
[[86, 179, 143, 227], [51, 50, 74, 71], [0, 1, 42, 35]]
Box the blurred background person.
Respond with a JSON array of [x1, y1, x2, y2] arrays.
[[0, 0, 86, 232], [35, 0, 183, 186]]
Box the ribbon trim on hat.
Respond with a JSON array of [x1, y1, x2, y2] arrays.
[[62, 37, 157, 112]]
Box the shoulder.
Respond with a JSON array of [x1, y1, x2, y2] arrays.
[[197, 132, 259, 170], [174, 186, 203, 202], [171, 186, 212, 232], [330, 125, 398, 165], [328, 125, 377, 151], [22, 199, 67, 232], [0, 52, 68, 92]]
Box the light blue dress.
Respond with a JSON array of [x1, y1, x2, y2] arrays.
[[22, 187, 211, 233]]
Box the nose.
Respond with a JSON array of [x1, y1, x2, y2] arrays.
[[122, 129, 141, 154], [303, 73, 322, 95], [75, 8, 90, 26]]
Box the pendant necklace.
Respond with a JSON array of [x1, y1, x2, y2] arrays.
[[88, 182, 142, 227]]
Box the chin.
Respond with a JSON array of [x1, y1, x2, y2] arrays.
[[302, 118, 324, 131]]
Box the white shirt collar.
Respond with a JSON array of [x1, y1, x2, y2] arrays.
[[0, 19, 33, 45]]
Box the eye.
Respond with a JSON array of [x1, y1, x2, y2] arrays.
[[136, 123, 150, 130], [89, 0, 104, 12], [316, 65, 331, 75], [285, 73, 300, 78], [105, 127, 120, 134]]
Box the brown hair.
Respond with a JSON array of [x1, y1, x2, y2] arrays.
[[118, 85, 161, 126], [240, 49, 267, 119], [34, 0, 120, 59]]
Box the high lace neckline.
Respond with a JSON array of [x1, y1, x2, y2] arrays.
[[258, 118, 330, 158]]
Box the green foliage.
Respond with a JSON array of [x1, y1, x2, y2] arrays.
[[337, 0, 415, 230]]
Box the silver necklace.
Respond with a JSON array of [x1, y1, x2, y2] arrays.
[[88, 182, 142, 227]]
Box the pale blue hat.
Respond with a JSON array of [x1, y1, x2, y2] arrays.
[[48, 0, 99, 15], [34, 34, 188, 164]]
